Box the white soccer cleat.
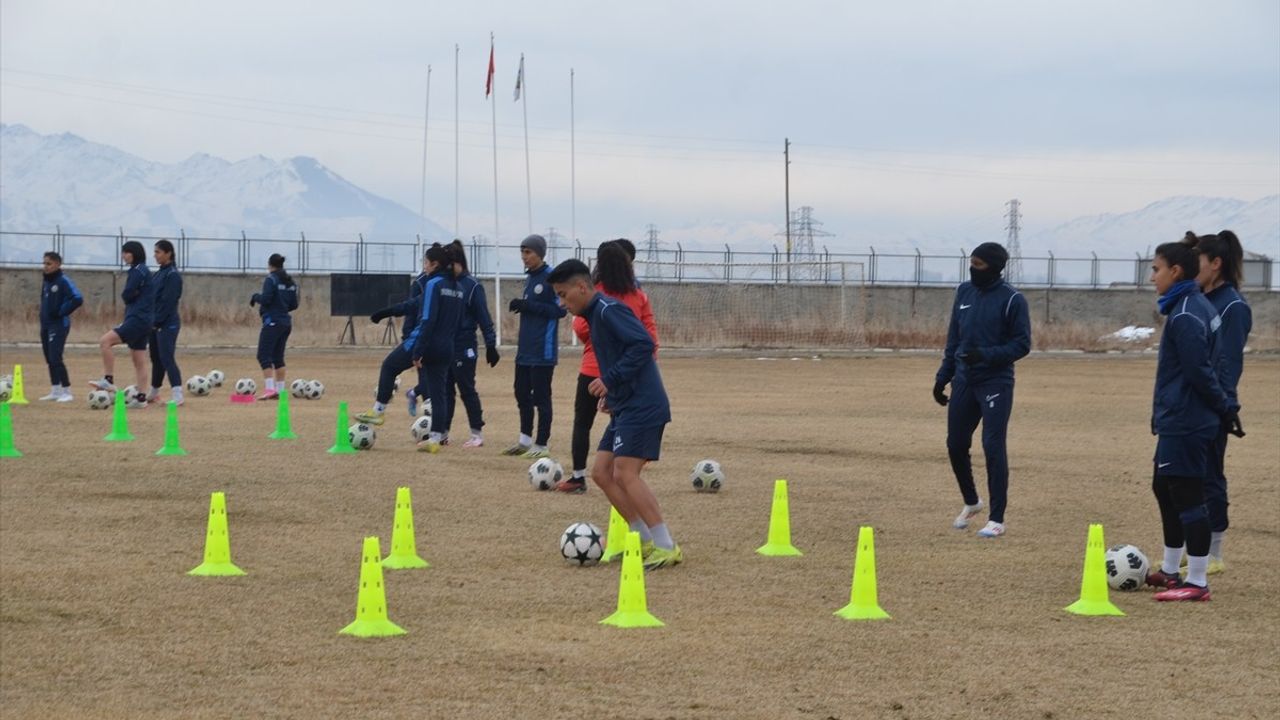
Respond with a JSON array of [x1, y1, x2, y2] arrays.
[[87, 378, 115, 391], [55, 389, 74, 403], [953, 500, 985, 529], [977, 521, 1006, 538], [38, 389, 60, 401]]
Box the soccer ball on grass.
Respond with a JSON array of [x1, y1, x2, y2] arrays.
[[691, 459, 725, 493], [1105, 544, 1150, 591], [560, 522, 604, 566], [348, 423, 376, 450], [528, 458, 564, 491]]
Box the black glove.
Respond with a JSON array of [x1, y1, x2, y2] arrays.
[[961, 348, 985, 366], [932, 380, 949, 407], [486, 345, 501, 368], [1222, 410, 1246, 438], [508, 298, 526, 313], [249, 295, 258, 308], [370, 309, 391, 323]]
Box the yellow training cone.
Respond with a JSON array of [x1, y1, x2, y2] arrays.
[[382, 487, 429, 569], [188, 492, 246, 576], [7, 364, 29, 404], [756, 479, 803, 556], [599, 506, 628, 563], [340, 536, 407, 637], [834, 526, 891, 621], [1065, 524, 1125, 617], [600, 532, 664, 628]]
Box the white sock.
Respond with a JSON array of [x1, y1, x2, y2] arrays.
[[572, 469, 586, 480], [470, 428, 483, 438], [148, 386, 161, 399], [629, 520, 652, 542], [172, 387, 184, 401], [428, 432, 442, 442], [650, 522, 675, 551], [518, 433, 533, 446], [265, 379, 276, 391], [531, 444, 547, 453], [374, 401, 386, 413], [1185, 555, 1209, 587], [1209, 531, 1225, 560], [1162, 546, 1184, 575]]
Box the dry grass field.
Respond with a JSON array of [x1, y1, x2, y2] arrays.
[[1, 347, 1277, 720]]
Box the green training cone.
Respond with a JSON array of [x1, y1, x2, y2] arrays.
[[834, 525, 891, 621], [103, 390, 135, 442], [1065, 524, 1125, 617], [0, 403, 22, 458], [382, 486, 429, 569], [756, 478, 803, 556], [599, 506, 628, 563], [268, 390, 298, 439], [188, 492, 246, 576], [326, 401, 357, 454], [600, 532, 665, 629], [340, 536, 407, 637], [155, 401, 188, 456]]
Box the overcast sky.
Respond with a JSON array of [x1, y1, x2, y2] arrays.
[[2, 0, 1278, 249]]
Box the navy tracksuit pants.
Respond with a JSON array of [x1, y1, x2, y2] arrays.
[[1206, 429, 1230, 533], [514, 364, 555, 446], [381, 346, 447, 434], [946, 377, 1014, 523], [444, 348, 484, 434], [41, 324, 70, 386], [149, 325, 183, 388]]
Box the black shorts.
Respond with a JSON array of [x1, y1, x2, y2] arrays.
[[114, 319, 150, 350], [598, 420, 666, 461], [1154, 433, 1214, 478]]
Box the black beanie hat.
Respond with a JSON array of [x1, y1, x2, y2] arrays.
[[971, 242, 1009, 273]]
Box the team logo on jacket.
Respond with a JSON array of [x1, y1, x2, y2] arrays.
[[51, 285, 59, 293], [1210, 316, 1222, 332], [534, 283, 544, 294]]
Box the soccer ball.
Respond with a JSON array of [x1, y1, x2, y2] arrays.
[[234, 378, 257, 396], [0, 379, 11, 402], [528, 458, 563, 491], [207, 370, 225, 387], [186, 375, 212, 396], [410, 416, 433, 442], [123, 385, 148, 409], [290, 379, 309, 398], [88, 389, 113, 409], [305, 380, 324, 399], [348, 423, 376, 450], [560, 522, 604, 566], [690, 459, 725, 493], [1105, 544, 1150, 591]]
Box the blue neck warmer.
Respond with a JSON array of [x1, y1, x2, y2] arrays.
[[1157, 279, 1198, 315]]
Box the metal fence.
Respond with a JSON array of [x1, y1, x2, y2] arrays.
[[1, 229, 1274, 290]]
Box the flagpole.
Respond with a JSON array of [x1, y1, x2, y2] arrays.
[[454, 44, 460, 240], [419, 65, 431, 244], [569, 67, 576, 247], [520, 54, 533, 236], [489, 33, 502, 347]]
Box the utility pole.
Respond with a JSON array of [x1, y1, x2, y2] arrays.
[[645, 224, 661, 278], [1004, 199, 1022, 285], [784, 138, 791, 283]]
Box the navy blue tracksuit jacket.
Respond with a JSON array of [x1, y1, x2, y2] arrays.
[[41, 270, 84, 329], [405, 269, 465, 363], [586, 293, 671, 429], [936, 280, 1032, 386], [455, 272, 497, 353], [151, 263, 183, 330], [253, 270, 299, 325], [121, 262, 154, 326], [1153, 287, 1229, 437], [385, 272, 428, 342], [515, 263, 566, 366], [1204, 283, 1250, 410]]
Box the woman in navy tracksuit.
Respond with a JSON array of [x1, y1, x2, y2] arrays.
[[250, 253, 299, 399], [147, 240, 185, 405], [1187, 230, 1251, 574], [89, 240, 153, 406], [1144, 241, 1241, 602], [38, 251, 83, 402], [442, 240, 500, 447], [355, 243, 464, 453], [370, 251, 430, 415], [933, 242, 1031, 538]]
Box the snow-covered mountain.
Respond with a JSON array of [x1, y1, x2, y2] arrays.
[[0, 123, 448, 242]]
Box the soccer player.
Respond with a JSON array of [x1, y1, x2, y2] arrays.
[[1144, 240, 1241, 601], [502, 234, 566, 458], [933, 242, 1031, 538], [355, 243, 464, 453], [37, 251, 83, 402], [1185, 230, 1251, 575], [146, 240, 185, 405], [250, 253, 299, 400], [370, 250, 432, 415], [548, 259, 681, 570], [89, 241, 152, 406], [559, 241, 658, 494], [441, 240, 500, 448]]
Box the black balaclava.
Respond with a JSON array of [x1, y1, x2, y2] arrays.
[[970, 242, 1009, 288]]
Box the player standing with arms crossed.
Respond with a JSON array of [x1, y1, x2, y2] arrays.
[[502, 234, 566, 459], [37, 251, 83, 402], [146, 240, 185, 405]]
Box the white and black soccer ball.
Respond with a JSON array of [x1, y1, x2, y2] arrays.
[[348, 423, 377, 450], [560, 522, 604, 566], [88, 389, 113, 410], [122, 385, 148, 409], [305, 380, 324, 399], [528, 458, 563, 491], [207, 369, 225, 387], [186, 375, 212, 396], [1105, 544, 1150, 591], [290, 378, 309, 398], [690, 459, 725, 493], [234, 378, 257, 396], [0, 379, 11, 402], [410, 416, 433, 442]]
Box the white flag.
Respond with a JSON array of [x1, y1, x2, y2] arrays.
[[513, 55, 524, 101]]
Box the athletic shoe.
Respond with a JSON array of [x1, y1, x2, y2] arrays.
[[171, 396, 185, 407], [976, 521, 1005, 538], [521, 445, 550, 459], [953, 500, 985, 529], [1207, 558, 1226, 575], [257, 390, 279, 401], [501, 443, 530, 456], [440, 434, 451, 446], [354, 409, 386, 426], [555, 479, 587, 495], [641, 540, 655, 558], [1154, 582, 1211, 602], [55, 391, 74, 403], [405, 389, 417, 417], [1145, 569, 1182, 590], [87, 378, 115, 391], [463, 435, 484, 448], [416, 438, 441, 454], [643, 544, 684, 571], [38, 390, 60, 401]]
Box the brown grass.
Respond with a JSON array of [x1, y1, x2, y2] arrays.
[[0, 349, 1277, 719]]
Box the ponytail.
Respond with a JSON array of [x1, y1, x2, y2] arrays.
[[1186, 230, 1245, 286], [268, 253, 294, 286]]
